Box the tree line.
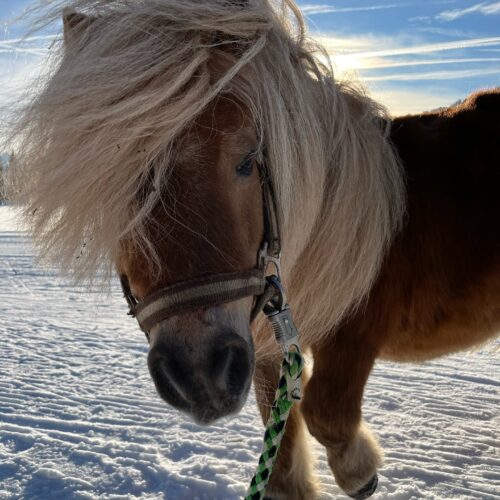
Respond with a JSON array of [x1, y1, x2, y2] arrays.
[[0, 154, 11, 203]]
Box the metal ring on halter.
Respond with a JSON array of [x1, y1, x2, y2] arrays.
[[263, 275, 286, 314], [258, 242, 282, 279]]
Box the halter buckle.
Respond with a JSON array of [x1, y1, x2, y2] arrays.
[[258, 241, 282, 279]]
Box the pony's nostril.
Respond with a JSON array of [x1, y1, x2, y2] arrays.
[[148, 344, 192, 409], [212, 345, 250, 396], [158, 357, 189, 400], [226, 346, 250, 395]]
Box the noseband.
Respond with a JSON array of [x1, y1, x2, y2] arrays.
[[120, 163, 282, 338]]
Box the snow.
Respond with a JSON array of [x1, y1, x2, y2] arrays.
[[0, 205, 498, 500]]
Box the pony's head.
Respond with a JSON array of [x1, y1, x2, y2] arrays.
[[7, 0, 405, 423], [115, 95, 266, 424]]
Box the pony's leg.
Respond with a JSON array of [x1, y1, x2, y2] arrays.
[[301, 330, 382, 499], [253, 351, 318, 500]]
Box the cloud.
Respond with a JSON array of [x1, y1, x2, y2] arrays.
[[437, 1, 500, 21], [409, 15, 432, 23], [0, 46, 47, 56], [0, 34, 55, 57], [300, 3, 405, 15], [363, 67, 500, 81], [324, 35, 500, 60], [415, 26, 480, 38], [350, 57, 500, 70], [316, 31, 500, 111], [0, 35, 57, 45]]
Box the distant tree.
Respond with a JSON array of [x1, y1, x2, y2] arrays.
[[0, 156, 5, 203], [0, 153, 14, 203]]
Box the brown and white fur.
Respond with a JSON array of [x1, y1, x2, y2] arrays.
[[5, 0, 499, 498]]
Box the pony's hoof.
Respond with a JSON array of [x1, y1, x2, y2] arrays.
[[348, 474, 378, 499]]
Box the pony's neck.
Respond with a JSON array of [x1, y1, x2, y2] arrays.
[[282, 81, 406, 346]]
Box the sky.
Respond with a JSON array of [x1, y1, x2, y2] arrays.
[[0, 0, 499, 116]]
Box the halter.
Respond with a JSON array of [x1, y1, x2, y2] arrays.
[[120, 163, 283, 337]]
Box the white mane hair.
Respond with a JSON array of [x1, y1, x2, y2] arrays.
[[6, 0, 405, 344]]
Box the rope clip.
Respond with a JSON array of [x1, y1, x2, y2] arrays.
[[264, 276, 300, 354]]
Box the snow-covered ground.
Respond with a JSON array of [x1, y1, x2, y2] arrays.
[[0, 206, 498, 500]]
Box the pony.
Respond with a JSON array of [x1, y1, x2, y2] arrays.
[[6, 0, 499, 498]]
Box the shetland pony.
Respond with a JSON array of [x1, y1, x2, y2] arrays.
[[6, 0, 499, 498]]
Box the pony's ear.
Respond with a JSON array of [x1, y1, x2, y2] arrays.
[[63, 8, 95, 46]]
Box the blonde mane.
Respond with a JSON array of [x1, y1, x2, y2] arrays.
[[6, 0, 405, 343]]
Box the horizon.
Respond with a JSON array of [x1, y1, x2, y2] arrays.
[[0, 0, 499, 124]]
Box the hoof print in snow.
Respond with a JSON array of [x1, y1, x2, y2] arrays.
[[348, 474, 378, 500]]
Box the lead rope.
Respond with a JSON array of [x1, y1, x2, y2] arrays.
[[245, 276, 305, 500]]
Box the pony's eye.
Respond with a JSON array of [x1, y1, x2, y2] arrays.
[[236, 154, 254, 177]]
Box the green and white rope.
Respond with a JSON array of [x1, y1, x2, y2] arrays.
[[245, 346, 304, 500]]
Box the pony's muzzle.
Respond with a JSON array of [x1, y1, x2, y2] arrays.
[[147, 324, 254, 425]]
